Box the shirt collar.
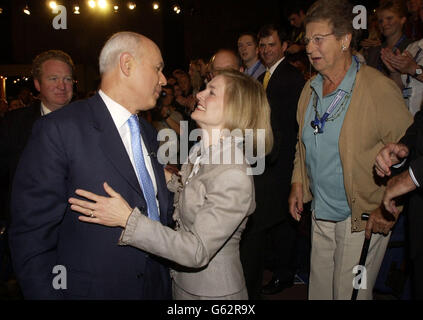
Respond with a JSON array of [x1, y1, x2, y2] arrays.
[[310, 57, 358, 98], [267, 56, 285, 75], [99, 89, 133, 129], [245, 60, 262, 75], [40, 102, 52, 116]]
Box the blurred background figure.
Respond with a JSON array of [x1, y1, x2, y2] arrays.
[[367, 0, 412, 75], [380, 1, 423, 116], [17, 87, 34, 108], [7, 98, 24, 111], [405, 0, 423, 41], [360, 10, 382, 63], [188, 58, 207, 94], [0, 99, 7, 118], [237, 32, 266, 80], [153, 84, 183, 167], [286, 4, 307, 55]]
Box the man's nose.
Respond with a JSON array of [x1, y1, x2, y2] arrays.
[[159, 72, 167, 86], [56, 79, 65, 89]]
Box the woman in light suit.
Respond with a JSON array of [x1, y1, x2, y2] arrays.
[[68, 70, 273, 300]]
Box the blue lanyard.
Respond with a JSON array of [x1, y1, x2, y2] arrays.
[[393, 35, 406, 51], [311, 57, 359, 134], [311, 90, 347, 134]]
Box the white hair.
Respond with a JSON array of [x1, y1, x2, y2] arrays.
[[99, 32, 142, 75]]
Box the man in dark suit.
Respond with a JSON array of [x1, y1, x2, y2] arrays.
[[240, 24, 305, 299], [374, 109, 423, 299], [8, 32, 172, 299], [0, 50, 74, 294], [0, 50, 74, 223]]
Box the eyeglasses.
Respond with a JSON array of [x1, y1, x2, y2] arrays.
[[304, 33, 335, 46]]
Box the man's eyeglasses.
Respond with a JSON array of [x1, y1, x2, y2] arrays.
[[304, 33, 335, 46]]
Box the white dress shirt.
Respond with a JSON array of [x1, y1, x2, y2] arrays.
[[401, 39, 423, 116], [266, 56, 285, 78], [98, 90, 159, 211], [40, 102, 53, 116]]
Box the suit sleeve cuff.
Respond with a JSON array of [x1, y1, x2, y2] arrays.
[[392, 158, 407, 169], [118, 207, 142, 245], [409, 167, 420, 188]]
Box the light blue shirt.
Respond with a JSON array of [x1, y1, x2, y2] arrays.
[[302, 58, 359, 221], [244, 60, 266, 80]]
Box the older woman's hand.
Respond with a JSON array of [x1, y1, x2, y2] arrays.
[[69, 182, 133, 228], [364, 206, 399, 239], [288, 183, 303, 221]]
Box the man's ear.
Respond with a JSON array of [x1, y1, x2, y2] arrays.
[[34, 79, 41, 92], [120, 52, 133, 77]]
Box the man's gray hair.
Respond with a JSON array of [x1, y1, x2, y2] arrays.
[[99, 31, 142, 75]]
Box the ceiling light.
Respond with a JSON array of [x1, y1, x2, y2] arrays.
[[153, 2, 159, 10], [173, 5, 181, 14], [113, 5, 119, 12], [88, 0, 96, 8], [23, 5, 31, 15], [74, 6, 80, 14], [98, 0, 108, 9], [128, 2, 136, 10], [49, 1, 57, 10]]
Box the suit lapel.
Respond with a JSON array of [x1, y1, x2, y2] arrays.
[[266, 59, 286, 92], [89, 94, 143, 197]]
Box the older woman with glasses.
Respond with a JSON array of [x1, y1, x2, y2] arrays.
[[288, 0, 413, 300]]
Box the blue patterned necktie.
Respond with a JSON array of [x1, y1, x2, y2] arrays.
[[127, 114, 160, 221]]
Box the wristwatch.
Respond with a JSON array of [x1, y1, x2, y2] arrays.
[[414, 65, 423, 77]]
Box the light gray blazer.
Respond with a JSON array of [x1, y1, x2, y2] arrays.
[[119, 138, 255, 299]]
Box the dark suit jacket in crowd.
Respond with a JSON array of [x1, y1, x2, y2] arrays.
[[250, 58, 305, 233], [0, 101, 42, 223], [8, 94, 173, 299], [399, 110, 423, 259]]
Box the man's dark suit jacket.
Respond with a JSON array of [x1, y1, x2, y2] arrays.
[[8, 94, 172, 299], [250, 59, 305, 233], [0, 102, 42, 223], [399, 110, 423, 259]]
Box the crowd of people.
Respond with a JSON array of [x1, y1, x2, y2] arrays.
[[0, 0, 423, 300]]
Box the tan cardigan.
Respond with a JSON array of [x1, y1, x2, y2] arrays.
[[291, 64, 413, 232]]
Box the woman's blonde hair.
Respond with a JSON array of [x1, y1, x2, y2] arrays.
[[217, 69, 273, 155]]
